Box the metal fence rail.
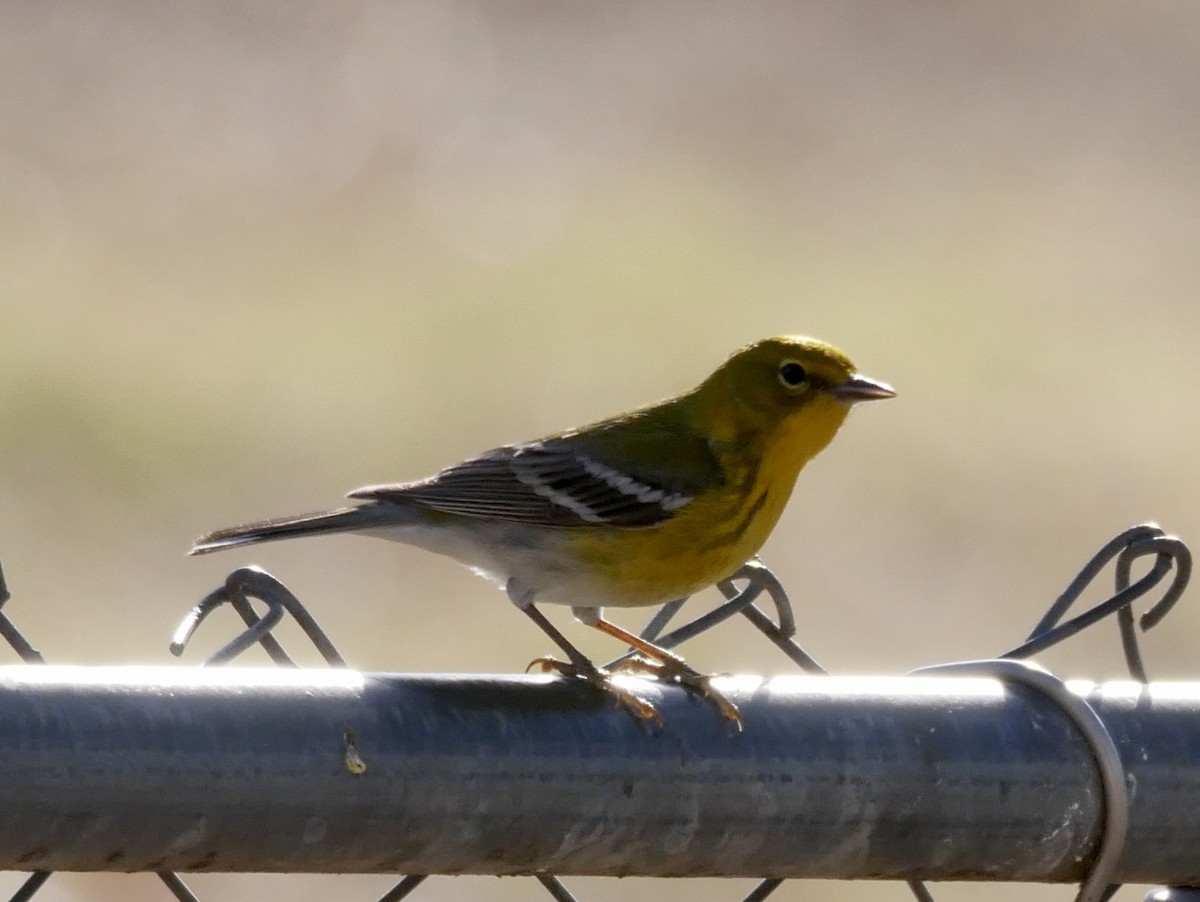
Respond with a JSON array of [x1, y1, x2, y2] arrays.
[[0, 523, 1194, 902], [0, 667, 1198, 884]]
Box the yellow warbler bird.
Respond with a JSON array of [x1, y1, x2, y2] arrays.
[[191, 335, 893, 728]]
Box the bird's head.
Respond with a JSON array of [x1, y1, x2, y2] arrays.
[[693, 335, 895, 449]]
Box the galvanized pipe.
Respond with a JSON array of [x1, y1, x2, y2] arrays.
[[0, 666, 1196, 883]]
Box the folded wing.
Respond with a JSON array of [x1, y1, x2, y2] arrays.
[[350, 434, 719, 529]]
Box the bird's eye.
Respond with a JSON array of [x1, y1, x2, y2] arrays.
[[778, 361, 808, 389]]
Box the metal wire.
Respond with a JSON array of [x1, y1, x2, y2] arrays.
[[170, 566, 346, 667], [375, 875, 427, 902], [6, 872, 49, 902], [1116, 533, 1192, 681], [0, 565, 44, 665], [910, 660, 1129, 902], [157, 872, 200, 902], [607, 558, 825, 673], [742, 878, 784, 902], [1005, 524, 1191, 669], [905, 880, 936, 902], [536, 875, 580, 902]]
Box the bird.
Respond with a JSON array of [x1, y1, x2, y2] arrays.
[[190, 335, 894, 729]]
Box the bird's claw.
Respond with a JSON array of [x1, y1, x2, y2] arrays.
[[612, 656, 743, 732], [682, 672, 743, 731], [528, 655, 663, 725]]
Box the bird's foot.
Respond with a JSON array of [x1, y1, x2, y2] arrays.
[[527, 655, 663, 726], [612, 655, 743, 732]]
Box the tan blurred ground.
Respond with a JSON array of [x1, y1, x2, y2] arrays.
[[2, 2, 1199, 900]]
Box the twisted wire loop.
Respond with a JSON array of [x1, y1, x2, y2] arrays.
[[170, 566, 346, 667], [1003, 523, 1191, 676], [609, 558, 825, 673], [1017, 523, 1193, 902]]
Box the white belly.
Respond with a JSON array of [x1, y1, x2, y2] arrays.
[[361, 520, 609, 608]]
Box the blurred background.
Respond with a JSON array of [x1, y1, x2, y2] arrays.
[[2, 2, 1199, 899]]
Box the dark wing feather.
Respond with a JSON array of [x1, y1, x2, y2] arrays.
[[348, 432, 721, 529]]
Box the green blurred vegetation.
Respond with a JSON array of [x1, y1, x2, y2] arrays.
[[2, 2, 1200, 900]]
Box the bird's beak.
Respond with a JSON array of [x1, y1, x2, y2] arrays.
[[826, 374, 896, 404]]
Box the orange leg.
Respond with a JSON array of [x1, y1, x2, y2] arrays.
[[516, 600, 663, 726]]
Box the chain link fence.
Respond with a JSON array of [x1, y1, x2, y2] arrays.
[[0, 524, 1194, 902]]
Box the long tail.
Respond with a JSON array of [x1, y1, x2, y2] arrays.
[[189, 505, 403, 555]]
